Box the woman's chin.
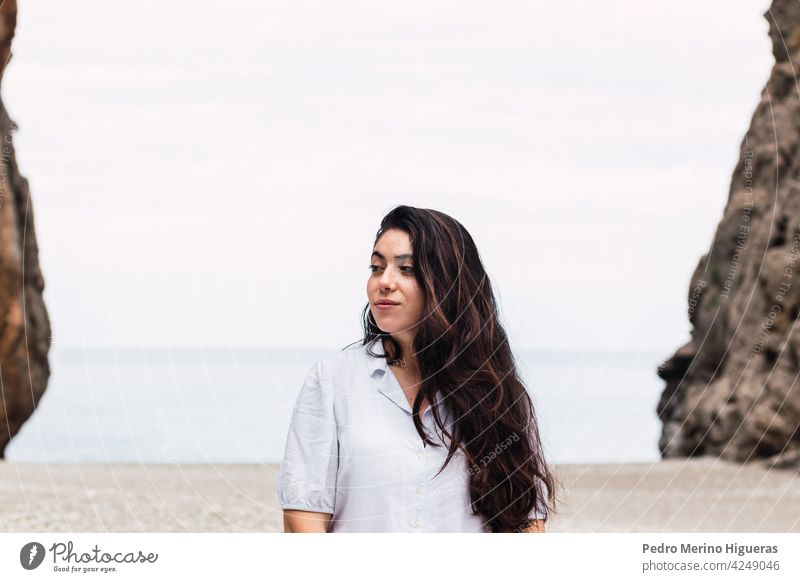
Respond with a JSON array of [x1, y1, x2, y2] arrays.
[[374, 321, 401, 335]]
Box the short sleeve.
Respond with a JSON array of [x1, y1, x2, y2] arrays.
[[277, 360, 339, 514], [528, 480, 549, 521]]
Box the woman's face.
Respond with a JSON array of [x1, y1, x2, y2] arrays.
[[367, 229, 425, 347]]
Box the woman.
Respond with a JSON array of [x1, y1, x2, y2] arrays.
[[278, 205, 557, 532]]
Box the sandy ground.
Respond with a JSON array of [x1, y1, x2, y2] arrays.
[[1, 458, 798, 532]]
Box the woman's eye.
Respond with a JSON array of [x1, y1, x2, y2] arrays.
[[368, 264, 413, 273]]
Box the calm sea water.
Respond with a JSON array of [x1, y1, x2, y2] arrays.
[[6, 347, 665, 464]]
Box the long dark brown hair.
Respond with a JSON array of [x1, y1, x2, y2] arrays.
[[359, 205, 557, 532]]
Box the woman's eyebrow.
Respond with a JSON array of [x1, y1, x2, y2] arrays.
[[371, 251, 413, 261]]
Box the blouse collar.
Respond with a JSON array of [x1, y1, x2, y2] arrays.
[[366, 338, 442, 417], [365, 337, 388, 376]]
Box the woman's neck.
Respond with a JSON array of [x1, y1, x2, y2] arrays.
[[383, 336, 418, 371]]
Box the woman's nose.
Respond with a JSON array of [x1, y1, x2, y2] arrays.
[[378, 266, 397, 289]]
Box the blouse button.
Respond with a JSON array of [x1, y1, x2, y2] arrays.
[[417, 451, 424, 460], [416, 485, 425, 495]]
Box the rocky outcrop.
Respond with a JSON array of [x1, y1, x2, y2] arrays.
[[0, 0, 51, 457], [658, 0, 800, 469]]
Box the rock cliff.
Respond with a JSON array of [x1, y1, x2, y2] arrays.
[[0, 0, 51, 457], [658, 0, 800, 469]]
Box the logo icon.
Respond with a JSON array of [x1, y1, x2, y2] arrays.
[[20, 542, 46, 570]]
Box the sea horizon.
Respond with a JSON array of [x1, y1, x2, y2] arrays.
[[6, 346, 667, 465]]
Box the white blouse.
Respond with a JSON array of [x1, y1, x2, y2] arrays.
[[277, 339, 548, 532]]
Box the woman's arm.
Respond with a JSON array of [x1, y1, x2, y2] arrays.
[[283, 509, 333, 533], [278, 361, 339, 533], [521, 519, 546, 533]]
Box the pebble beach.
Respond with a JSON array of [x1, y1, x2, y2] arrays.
[[2, 458, 798, 533]]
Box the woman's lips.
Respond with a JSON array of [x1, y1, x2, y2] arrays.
[[376, 303, 399, 310]]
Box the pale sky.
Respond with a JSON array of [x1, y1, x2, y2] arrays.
[[5, 0, 773, 352]]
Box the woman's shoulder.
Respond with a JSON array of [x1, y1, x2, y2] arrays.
[[311, 339, 384, 383]]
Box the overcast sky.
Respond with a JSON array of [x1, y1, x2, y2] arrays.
[[5, 0, 774, 353]]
